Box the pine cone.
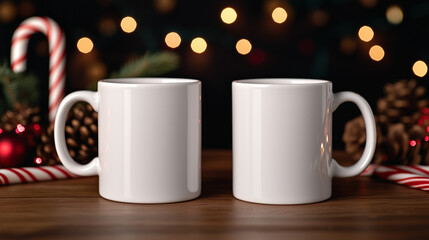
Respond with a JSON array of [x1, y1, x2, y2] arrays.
[[37, 103, 98, 165], [377, 79, 428, 129], [418, 118, 429, 165], [342, 116, 384, 164], [344, 79, 429, 166], [36, 124, 60, 166], [343, 118, 429, 165], [65, 103, 98, 164], [343, 116, 366, 161], [407, 125, 425, 165], [382, 123, 409, 165], [0, 103, 41, 131]]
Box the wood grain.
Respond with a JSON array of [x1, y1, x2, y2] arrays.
[[0, 150, 428, 239]]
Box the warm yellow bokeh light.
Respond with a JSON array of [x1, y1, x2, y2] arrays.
[[236, 39, 252, 55], [221, 7, 237, 24], [165, 32, 181, 48], [120, 16, 137, 33], [77, 37, 93, 54], [413, 60, 428, 77], [369, 45, 384, 61], [386, 5, 403, 25], [358, 26, 374, 42], [272, 7, 287, 24], [191, 37, 207, 54]]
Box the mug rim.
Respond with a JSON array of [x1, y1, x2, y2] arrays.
[[233, 78, 331, 86], [99, 77, 200, 85]]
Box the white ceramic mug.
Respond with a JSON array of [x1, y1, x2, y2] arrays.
[[54, 78, 201, 203], [232, 79, 376, 204]]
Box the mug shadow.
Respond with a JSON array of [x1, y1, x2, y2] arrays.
[[330, 176, 375, 201], [200, 172, 232, 199]]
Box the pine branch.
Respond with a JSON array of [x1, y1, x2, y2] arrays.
[[0, 63, 40, 116], [2, 75, 16, 107], [111, 51, 179, 78]]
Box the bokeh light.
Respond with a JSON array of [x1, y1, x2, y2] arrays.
[[120, 16, 137, 33], [358, 26, 374, 42], [272, 7, 287, 24], [221, 7, 237, 24], [386, 5, 403, 25], [236, 39, 252, 55], [154, 0, 177, 14], [0, 1, 17, 23], [191, 37, 207, 54], [369, 45, 384, 61], [16, 124, 25, 133], [33, 124, 40, 131], [99, 17, 117, 36], [413, 60, 428, 77], [340, 36, 357, 55], [311, 10, 329, 27], [165, 32, 181, 48], [87, 61, 107, 81], [34, 157, 43, 165], [77, 37, 94, 54], [359, 0, 378, 8]]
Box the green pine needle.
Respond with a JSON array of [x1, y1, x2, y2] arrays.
[[0, 63, 39, 115], [111, 51, 180, 79]]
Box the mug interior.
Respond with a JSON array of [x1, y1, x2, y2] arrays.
[[234, 79, 330, 85], [100, 78, 199, 84]]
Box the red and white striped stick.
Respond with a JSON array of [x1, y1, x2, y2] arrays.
[[0, 165, 78, 185], [11, 16, 66, 123], [373, 165, 429, 191], [360, 164, 378, 176]]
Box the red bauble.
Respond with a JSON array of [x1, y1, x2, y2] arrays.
[[0, 131, 27, 168]]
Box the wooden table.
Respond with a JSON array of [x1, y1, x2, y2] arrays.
[[1, 150, 428, 239]]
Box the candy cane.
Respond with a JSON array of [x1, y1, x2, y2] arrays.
[[374, 165, 429, 191], [11, 16, 66, 123], [0, 165, 79, 186], [360, 164, 378, 176]]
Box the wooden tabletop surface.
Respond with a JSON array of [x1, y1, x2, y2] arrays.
[[1, 150, 429, 239]]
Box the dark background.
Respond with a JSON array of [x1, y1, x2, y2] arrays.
[[1, 0, 429, 149]]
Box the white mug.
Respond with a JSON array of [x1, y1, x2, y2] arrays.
[[54, 78, 201, 203], [232, 79, 376, 204]]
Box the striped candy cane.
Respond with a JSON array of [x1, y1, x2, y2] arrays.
[[11, 16, 66, 123], [374, 165, 429, 191], [0, 165, 78, 186]]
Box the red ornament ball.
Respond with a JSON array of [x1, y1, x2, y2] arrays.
[[0, 131, 27, 168]]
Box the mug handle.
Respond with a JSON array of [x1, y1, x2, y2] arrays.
[[54, 91, 100, 176], [331, 91, 376, 178]]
